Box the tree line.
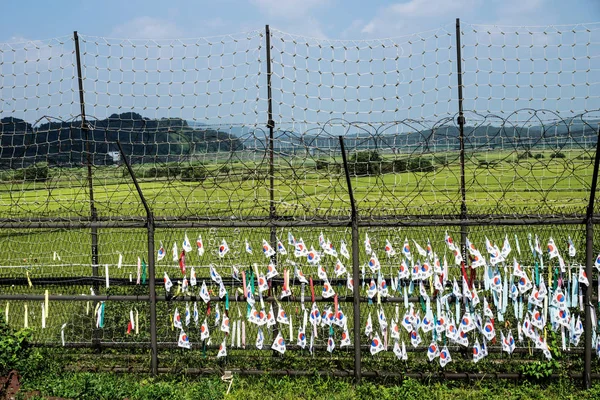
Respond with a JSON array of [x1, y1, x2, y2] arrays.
[[0, 112, 244, 168]]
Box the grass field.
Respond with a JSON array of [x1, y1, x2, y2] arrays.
[[0, 148, 596, 219], [16, 371, 600, 400], [1, 147, 599, 393]]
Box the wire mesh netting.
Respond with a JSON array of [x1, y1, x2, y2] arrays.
[[0, 22, 600, 376]]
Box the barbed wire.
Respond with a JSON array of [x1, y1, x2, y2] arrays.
[[1, 23, 599, 374], [0, 110, 598, 221]]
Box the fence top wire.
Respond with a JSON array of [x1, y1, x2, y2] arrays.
[[0, 25, 599, 222]]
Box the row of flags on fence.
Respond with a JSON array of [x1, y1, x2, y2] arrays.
[[160, 275, 591, 363], [154, 230, 598, 363], [11, 230, 600, 363], [157, 232, 582, 266], [157, 233, 351, 267]]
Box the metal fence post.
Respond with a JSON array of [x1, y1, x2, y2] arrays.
[[455, 19, 468, 269], [74, 30, 100, 349], [74, 31, 98, 283], [115, 141, 158, 375], [339, 136, 361, 384], [584, 125, 600, 389], [266, 24, 276, 251], [265, 24, 281, 350]]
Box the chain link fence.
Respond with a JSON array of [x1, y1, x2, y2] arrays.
[[1, 20, 600, 384]]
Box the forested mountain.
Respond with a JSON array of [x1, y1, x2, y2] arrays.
[[252, 120, 600, 154], [0, 112, 244, 168], [0, 112, 597, 169]]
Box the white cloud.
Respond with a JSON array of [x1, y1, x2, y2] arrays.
[[250, 0, 330, 38], [358, 0, 478, 37], [340, 19, 365, 39], [282, 17, 329, 39], [0, 36, 72, 68], [354, 0, 553, 38], [110, 16, 183, 39], [251, 0, 326, 17], [7, 35, 31, 43], [388, 0, 468, 18], [491, 0, 546, 25]]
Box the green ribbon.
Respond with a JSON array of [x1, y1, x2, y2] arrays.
[[99, 302, 105, 328], [419, 296, 426, 313], [534, 261, 539, 286], [225, 292, 229, 311], [249, 269, 255, 293], [552, 267, 559, 291], [141, 259, 147, 285], [247, 269, 255, 316]]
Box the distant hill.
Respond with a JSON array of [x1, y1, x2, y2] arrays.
[[0, 113, 244, 168], [1, 113, 597, 169], [236, 120, 599, 154]]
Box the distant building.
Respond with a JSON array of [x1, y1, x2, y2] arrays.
[[107, 151, 121, 164]]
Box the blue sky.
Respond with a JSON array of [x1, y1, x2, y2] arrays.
[[1, 0, 599, 41], [1, 0, 599, 127]]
